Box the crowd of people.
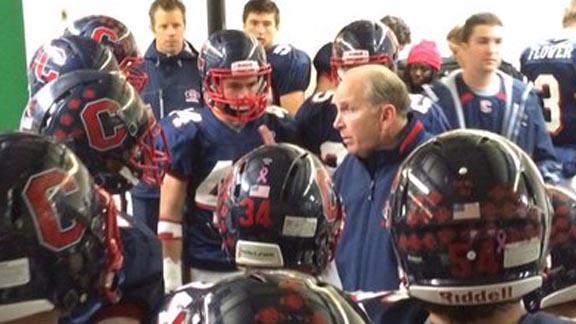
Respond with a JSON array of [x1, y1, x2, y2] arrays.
[[3, 0, 576, 323]]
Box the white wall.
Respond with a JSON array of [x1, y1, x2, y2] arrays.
[[22, 0, 568, 72]]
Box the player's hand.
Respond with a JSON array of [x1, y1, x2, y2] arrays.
[[258, 124, 276, 145]]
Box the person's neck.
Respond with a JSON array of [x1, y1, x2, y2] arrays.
[[429, 302, 525, 324], [6, 310, 60, 324], [383, 115, 409, 149], [462, 68, 498, 91], [544, 301, 576, 319]]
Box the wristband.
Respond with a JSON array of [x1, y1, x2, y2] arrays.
[[163, 258, 183, 293], [158, 220, 182, 240]]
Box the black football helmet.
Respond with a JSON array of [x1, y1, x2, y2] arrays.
[[198, 29, 271, 124], [216, 144, 343, 275], [28, 35, 119, 98], [0, 132, 122, 322], [524, 184, 576, 310], [20, 70, 169, 194], [158, 270, 369, 324], [64, 15, 147, 92], [387, 129, 551, 306], [331, 20, 399, 84]]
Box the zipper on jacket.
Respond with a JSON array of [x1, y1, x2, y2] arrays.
[[159, 89, 165, 119], [368, 180, 375, 201]]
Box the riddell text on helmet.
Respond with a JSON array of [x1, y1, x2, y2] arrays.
[[439, 286, 513, 304]]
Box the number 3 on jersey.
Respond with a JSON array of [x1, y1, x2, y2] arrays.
[[534, 74, 561, 134]]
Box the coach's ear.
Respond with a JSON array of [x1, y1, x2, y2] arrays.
[[258, 124, 276, 145]]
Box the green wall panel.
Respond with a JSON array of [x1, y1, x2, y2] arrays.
[[0, 0, 27, 132]]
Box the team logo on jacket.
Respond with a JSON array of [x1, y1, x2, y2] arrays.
[[185, 88, 200, 103], [479, 100, 492, 114]]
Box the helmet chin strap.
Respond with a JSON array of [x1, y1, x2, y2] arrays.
[[118, 166, 139, 186]]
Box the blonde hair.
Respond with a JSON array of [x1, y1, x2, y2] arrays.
[[563, 0, 576, 27]]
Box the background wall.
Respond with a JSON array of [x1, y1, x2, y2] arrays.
[[11, 0, 569, 131], [0, 0, 27, 131], [22, 0, 568, 65]]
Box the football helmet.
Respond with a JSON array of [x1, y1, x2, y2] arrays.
[[526, 184, 576, 310], [198, 29, 271, 124], [331, 20, 399, 84], [216, 144, 343, 275], [387, 129, 551, 306], [28, 35, 119, 97], [64, 15, 147, 92], [0, 133, 122, 322], [158, 270, 369, 324], [20, 70, 169, 194]]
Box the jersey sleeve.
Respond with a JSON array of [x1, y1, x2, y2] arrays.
[[160, 109, 201, 179]]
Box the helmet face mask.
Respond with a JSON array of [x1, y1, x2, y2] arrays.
[[0, 133, 123, 321], [199, 30, 272, 124], [20, 71, 169, 193], [216, 144, 343, 275], [388, 129, 551, 306], [330, 20, 398, 85]]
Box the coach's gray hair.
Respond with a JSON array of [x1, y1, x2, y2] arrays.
[[361, 64, 410, 117]]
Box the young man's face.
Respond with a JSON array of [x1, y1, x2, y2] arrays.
[[152, 8, 185, 56], [243, 12, 278, 50], [462, 24, 503, 74], [408, 63, 435, 90]]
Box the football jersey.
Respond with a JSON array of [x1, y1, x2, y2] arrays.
[[520, 36, 576, 146], [162, 106, 301, 270], [267, 44, 311, 106]]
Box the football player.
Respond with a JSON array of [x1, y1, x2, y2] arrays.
[[215, 143, 343, 287], [0, 133, 123, 323], [64, 15, 148, 93], [242, 0, 311, 115], [313, 15, 412, 93], [158, 29, 301, 292], [20, 71, 167, 323], [520, 3, 576, 185], [379, 129, 571, 324]]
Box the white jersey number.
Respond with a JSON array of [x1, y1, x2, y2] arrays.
[[534, 74, 561, 134]]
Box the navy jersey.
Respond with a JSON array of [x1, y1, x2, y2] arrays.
[[314, 42, 332, 78], [334, 116, 430, 292], [425, 70, 562, 183], [62, 213, 163, 323], [295, 90, 449, 171], [162, 106, 301, 270], [520, 37, 576, 147], [267, 44, 311, 106]]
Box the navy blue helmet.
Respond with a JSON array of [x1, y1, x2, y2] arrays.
[[198, 29, 271, 123], [217, 144, 343, 275], [158, 270, 369, 323], [388, 129, 551, 306], [331, 20, 399, 84], [0, 133, 122, 322], [524, 185, 576, 311], [28, 35, 118, 97], [20, 71, 169, 194], [64, 15, 147, 92]]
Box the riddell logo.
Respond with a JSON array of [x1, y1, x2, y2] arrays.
[[439, 286, 513, 304]]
